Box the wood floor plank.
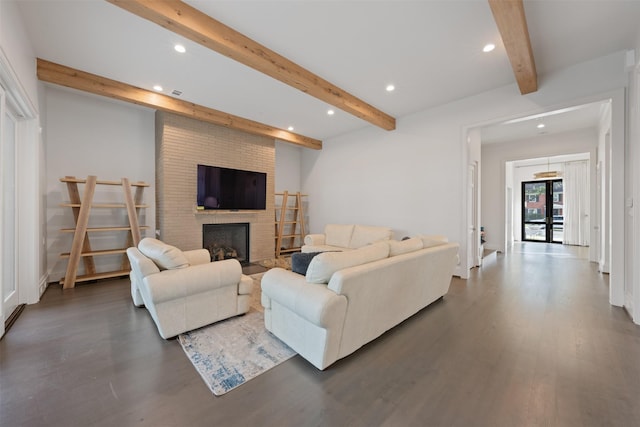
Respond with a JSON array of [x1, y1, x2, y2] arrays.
[[2, 243, 640, 426]]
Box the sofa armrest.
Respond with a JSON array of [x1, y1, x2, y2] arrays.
[[127, 247, 161, 279], [304, 234, 326, 246], [261, 268, 346, 327], [183, 248, 211, 265], [143, 258, 242, 304]]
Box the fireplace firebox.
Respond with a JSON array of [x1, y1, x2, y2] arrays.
[[203, 223, 249, 264]]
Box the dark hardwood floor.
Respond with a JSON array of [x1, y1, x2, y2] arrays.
[[2, 243, 640, 426]]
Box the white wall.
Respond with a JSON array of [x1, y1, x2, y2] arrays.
[[1, 1, 38, 110], [275, 140, 302, 192], [45, 87, 155, 282], [302, 51, 629, 279], [482, 129, 597, 253], [302, 119, 463, 241]]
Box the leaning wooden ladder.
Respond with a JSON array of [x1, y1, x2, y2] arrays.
[[59, 176, 149, 289], [274, 191, 307, 258]]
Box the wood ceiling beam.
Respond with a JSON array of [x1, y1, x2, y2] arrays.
[[488, 0, 538, 94], [106, 0, 396, 131], [37, 58, 322, 150]]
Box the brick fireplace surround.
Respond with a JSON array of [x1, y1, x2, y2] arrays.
[[155, 112, 275, 262]]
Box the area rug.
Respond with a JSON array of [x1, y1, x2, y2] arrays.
[[178, 275, 296, 396]]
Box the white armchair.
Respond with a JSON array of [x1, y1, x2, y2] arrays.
[[127, 238, 253, 339]]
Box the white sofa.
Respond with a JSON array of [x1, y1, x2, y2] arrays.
[[261, 235, 458, 369], [127, 238, 254, 339], [302, 224, 393, 253]]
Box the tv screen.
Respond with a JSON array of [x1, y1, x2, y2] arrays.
[[197, 164, 267, 210]]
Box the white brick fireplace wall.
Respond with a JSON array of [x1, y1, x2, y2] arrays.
[[155, 112, 275, 262]]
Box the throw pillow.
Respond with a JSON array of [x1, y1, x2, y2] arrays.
[[138, 238, 189, 270], [306, 241, 390, 284], [388, 237, 424, 256], [291, 251, 323, 275]]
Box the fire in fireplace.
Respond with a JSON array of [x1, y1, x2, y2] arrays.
[[202, 223, 249, 264]]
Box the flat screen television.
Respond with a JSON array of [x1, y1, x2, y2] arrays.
[[197, 164, 267, 210]]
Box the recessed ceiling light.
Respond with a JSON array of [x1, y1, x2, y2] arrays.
[[287, 126, 294, 131], [537, 123, 546, 129], [327, 109, 335, 116], [386, 84, 395, 92], [174, 44, 186, 53], [483, 43, 496, 53], [153, 85, 163, 91]]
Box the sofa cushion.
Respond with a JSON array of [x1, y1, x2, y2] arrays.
[[324, 224, 354, 248], [388, 237, 424, 256], [291, 251, 323, 275], [138, 238, 189, 270], [348, 225, 393, 249], [417, 234, 449, 248], [306, 241, 390, 284]]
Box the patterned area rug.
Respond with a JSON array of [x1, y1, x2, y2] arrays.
[[257, 255, 292, 270], [178, 274, 296, 396]]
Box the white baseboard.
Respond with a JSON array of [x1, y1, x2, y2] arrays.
[[39, 275, 48, 298]]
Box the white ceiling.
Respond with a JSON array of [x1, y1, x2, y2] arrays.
[[15, 0, 640, 143], [481, 100, 608, 144]]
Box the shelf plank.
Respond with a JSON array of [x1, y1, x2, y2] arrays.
[[60, 226, 150, 233], [59, 269, 131, 285], [60, 177, 149, 187], [278, 248, 301, 253], [60, 248, 128, 258], [61, 203, 148, 208]]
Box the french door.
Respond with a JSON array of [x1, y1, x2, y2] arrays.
[[522, 179, 564, 243]]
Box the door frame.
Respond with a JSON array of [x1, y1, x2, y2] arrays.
[[0, 49, 40, 338], [467, 162, 480, 268], [1, 93, 20, 322]]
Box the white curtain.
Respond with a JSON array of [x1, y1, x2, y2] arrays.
[[563, 161, 590, 246]]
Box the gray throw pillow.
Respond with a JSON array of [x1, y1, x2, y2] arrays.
[[291, 251, 323, 275]]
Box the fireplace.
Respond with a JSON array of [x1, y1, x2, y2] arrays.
[[203, 223, 250, 264]]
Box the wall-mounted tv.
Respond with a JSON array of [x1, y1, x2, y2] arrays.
[[197, 164, 267, 210]]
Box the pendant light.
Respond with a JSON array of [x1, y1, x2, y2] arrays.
[[533, 157, 561, 179]]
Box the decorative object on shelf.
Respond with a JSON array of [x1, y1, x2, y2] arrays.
[[59, 175, 149, 289], [274, 191, 307, 257], [480, 226, 486, 244]]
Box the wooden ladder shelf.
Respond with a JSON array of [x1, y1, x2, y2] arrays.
[[59, 175, 149, 289], [275, 191, 307, 258]]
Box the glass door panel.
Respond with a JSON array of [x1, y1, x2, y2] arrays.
[[522, 181, 547, 241], [522, 179, 563, 243]]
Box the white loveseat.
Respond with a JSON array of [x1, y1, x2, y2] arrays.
[[261, 235, 458, 369], [127, 238, 253, 339], [302, 224, 393, 253]]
